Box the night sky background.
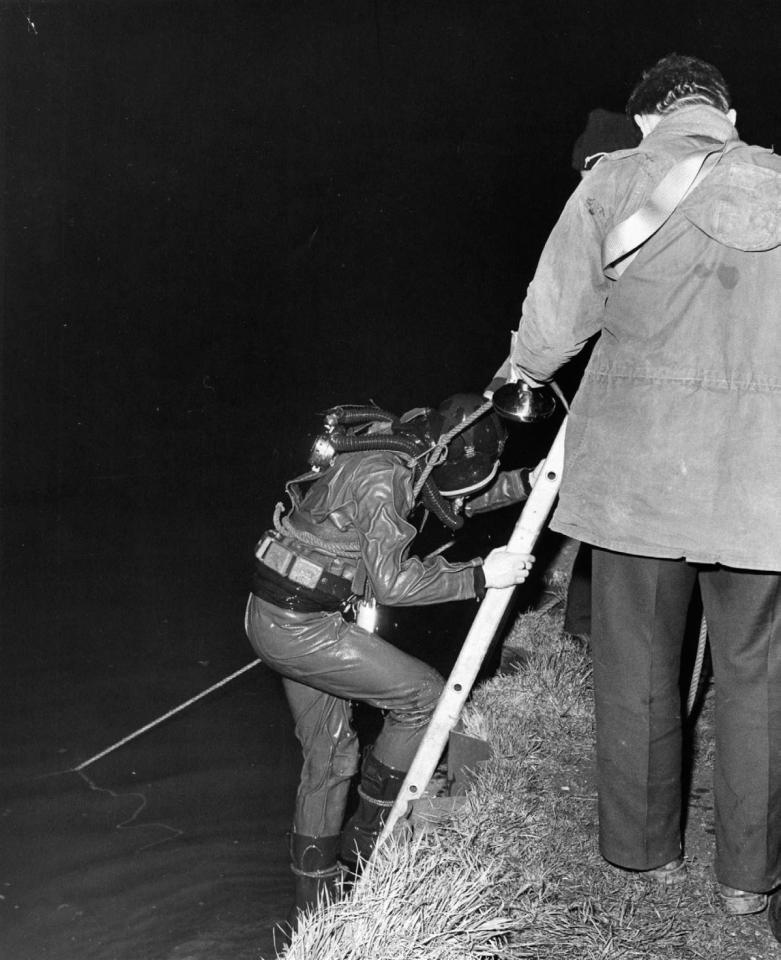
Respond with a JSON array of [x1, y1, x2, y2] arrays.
[[1, 2, 780, 958], [3, 1, 779, 513]]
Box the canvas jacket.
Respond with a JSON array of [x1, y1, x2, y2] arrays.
[[501, 105, 781, 569]]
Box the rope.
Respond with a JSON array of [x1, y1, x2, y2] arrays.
[[356, 785, 396, 808], [71, 659, 262, 772], [411, 399, 494, 500], [686, 614, 709, 717]]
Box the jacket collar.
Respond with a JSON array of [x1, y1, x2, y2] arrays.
[[643, 105, 738, 147]]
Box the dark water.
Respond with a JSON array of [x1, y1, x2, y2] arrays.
[[1, 485, 300, 959], [0, 472, 555, 960]]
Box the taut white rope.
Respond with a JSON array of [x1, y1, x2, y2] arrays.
[[72, 659, 261, 772]]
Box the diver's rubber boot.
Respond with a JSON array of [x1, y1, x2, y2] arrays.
[[287, 833, 342, 929], [340, 751, 406, 871]]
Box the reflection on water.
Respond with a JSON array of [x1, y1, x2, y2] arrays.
[[2, 661, 299, 960], [2, 688, 299, 959]]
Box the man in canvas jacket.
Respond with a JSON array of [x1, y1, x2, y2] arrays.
[[492, 54, 781, 930]]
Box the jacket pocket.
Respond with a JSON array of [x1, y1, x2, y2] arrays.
[[685, 162, 781, 251]]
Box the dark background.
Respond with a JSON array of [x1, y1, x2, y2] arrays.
[[3, 0, 779, 512], [1, 2, 779, 958]]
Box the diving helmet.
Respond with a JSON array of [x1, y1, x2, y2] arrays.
[[406, 393, 507, 497]]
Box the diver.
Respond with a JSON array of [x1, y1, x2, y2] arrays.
[[244, 393, 539, 921]]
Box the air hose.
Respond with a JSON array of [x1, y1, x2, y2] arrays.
[[321, 404, 398, 427], [320, 429, 464, 530]]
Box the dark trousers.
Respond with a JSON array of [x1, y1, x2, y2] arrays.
[[563, 542, 592, 637], [591, 548, 781, 891]]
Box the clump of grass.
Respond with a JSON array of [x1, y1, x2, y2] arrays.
[[280, 830, 516, 959], [274, 608, 779, 959]]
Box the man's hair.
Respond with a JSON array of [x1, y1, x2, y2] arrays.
[[626, 54, 731, 117]]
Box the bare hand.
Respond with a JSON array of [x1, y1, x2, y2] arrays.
[[482, 547, 535, 589]]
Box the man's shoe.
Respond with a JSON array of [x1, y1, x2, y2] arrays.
[[641, 856, 686, 885], [719, 884, 767, 916], [768, 889, 781, 942]]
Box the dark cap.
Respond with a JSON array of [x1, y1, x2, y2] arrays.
[[572, 108, 641, 172]]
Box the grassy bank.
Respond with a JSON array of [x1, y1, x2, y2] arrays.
[[275, 608, 778, 959]]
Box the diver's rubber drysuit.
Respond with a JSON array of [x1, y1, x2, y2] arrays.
[[245, 446, 529, 903]]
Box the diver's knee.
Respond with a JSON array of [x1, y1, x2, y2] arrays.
[[419, 668, 444, 711], [395, 668, 444, 727]]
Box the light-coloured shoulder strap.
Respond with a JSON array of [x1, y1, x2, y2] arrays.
[[602, 140, 732, 279]]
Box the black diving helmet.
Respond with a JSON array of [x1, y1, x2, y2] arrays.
[[400, 393, 508, 498]]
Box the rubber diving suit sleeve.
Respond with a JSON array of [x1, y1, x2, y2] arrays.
[[347, 453, 482, 607], [464, 469, 532, 517]]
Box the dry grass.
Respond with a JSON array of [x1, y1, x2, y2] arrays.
[[278, 832, 516, 959], [272, 608, 779, 960]]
